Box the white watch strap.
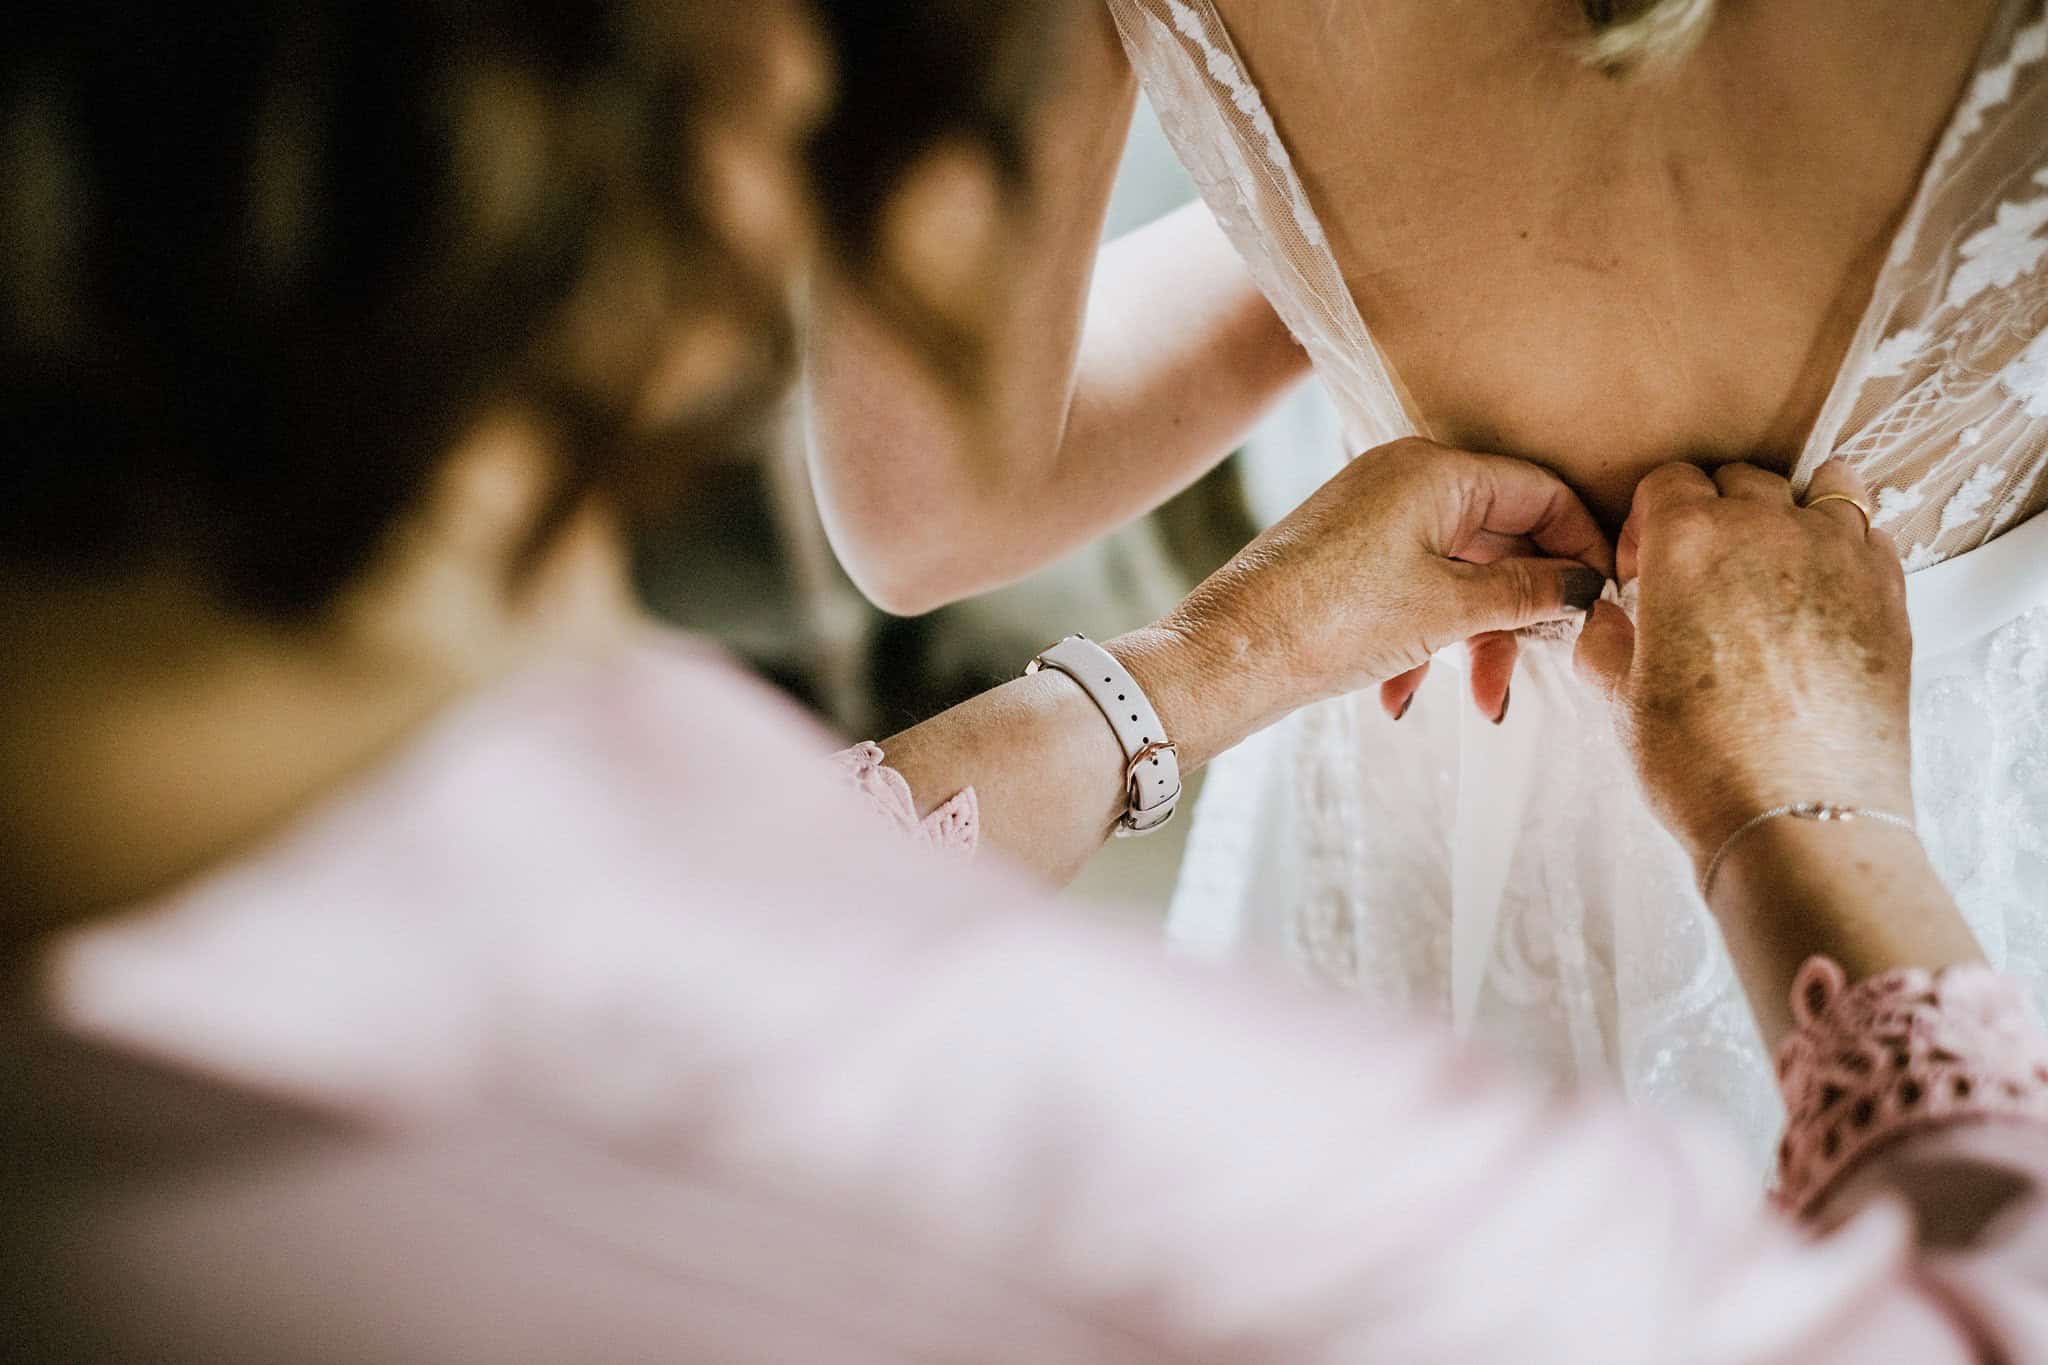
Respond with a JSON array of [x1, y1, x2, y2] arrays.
[[1026, 635, 1183, 836]]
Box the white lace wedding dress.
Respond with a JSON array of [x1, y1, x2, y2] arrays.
[[1109, 0, 2048, 1165]]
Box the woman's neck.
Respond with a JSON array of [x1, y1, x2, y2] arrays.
[[0, 435, 642, 943]]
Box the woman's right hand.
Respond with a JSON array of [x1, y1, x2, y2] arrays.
[[1118, 436, 1613, 767], [1574, 460, 1915, 875]]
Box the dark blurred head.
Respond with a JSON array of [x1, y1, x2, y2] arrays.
[[1, 0, 1058, 619]]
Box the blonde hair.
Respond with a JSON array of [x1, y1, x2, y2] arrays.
[[1582, 0, 1718, 70]]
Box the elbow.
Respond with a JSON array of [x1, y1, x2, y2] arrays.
[[833, 534, 989, 618], [809, 440, 1052, 615], [807, 402, 1069, 616], [807, 447, 1012, 617], [852, 568, 964, 619]]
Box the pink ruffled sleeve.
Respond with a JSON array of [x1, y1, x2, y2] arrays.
[[1776, 956, 2048, 1216], [831, 741, 980, 855], [1766, 957, 2048, 1361]]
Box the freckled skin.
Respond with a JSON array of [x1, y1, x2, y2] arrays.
[[1603, 464, 1914, 862]]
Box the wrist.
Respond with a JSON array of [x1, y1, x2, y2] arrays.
[[1705, 812, 1981, 1041], [1694, 798, 1914, 893], [1106, 622, 1282, 776], [1671, 757, 1916, 875], [1704, 812, 1932, 909]]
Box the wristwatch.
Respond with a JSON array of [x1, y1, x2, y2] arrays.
[[1025, 635, 1183, 836]]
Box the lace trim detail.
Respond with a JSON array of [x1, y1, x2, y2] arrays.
[[1774, 956, 2048, 1216], [1105, 0, 1417, 452], [832, 743, 980, 856]]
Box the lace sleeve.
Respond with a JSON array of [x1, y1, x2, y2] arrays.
[[1775, 955, 2048, 1216], [832, 742, 980, 855]]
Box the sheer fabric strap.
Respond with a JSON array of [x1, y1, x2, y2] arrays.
[[1775, 955, 2048, 1215], [832, 742, 980, 855], [1103, 0, 1417, 453]]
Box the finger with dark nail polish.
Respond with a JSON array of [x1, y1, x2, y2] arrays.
[[1562, 568, 1607, 613]]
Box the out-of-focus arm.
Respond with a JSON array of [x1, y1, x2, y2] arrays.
[[32, 642, 2048, 1362], [804, 8, 1307, 617]]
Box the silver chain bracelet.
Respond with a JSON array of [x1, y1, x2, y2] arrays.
[[1700, 801, 1919, 899]]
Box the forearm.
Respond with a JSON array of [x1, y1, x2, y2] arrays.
[[875, 624, 1268, 883], [811, 202, 1305, 615], [870, 435, 1626, 877], [1046, 203, 1310, 541], [1706, 820, 1984, 1044]]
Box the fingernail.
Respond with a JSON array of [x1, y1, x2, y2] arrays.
[[1494, 686, 1511, 726], [1562, 568, 1607, 613], [1395, 694, 1414, 722]]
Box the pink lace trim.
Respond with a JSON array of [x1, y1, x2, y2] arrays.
[[832, 742, 980, 856], [1775, 956, 2048, 1215]]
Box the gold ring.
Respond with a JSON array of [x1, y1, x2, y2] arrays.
[[1806, 492, 1873, 535]]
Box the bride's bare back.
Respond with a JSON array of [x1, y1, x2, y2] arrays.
[[807, 1, 2018, 612], [1221, 0, 1997, 524]]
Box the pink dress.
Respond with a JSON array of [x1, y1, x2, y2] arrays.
[[5, 635, 2046, 1363]]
